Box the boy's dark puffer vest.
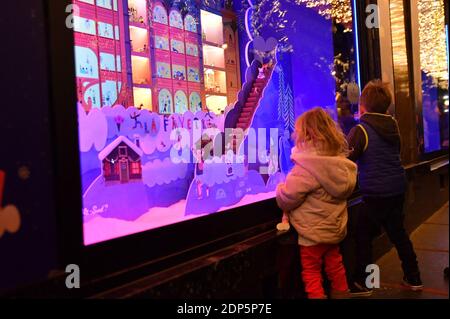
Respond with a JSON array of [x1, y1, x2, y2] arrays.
[[357, 114, 406, 197]]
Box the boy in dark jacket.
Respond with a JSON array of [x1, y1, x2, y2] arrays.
[[347, 80, 422, 295]]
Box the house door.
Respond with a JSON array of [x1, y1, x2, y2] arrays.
[[120, 159, 129, 183]]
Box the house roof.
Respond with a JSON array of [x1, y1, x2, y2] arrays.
[[98, 136, 144, 160]]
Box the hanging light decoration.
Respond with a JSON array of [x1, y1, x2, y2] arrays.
[[294, 0, 353, 29], [417, 0, 449, 83], [241, 0, 353, 53]]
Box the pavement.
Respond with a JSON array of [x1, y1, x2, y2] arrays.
[[369, 202, 449, 299]]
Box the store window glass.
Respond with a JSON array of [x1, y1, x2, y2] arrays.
[[418, 0, 449, 152], [295, 0, 360, 135], [331, 1, 360, 135], [71, 0, 362, 245]]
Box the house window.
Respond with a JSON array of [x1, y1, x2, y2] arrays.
[[114, 163, 120, 175], [103, 162, 110, 175], [119, 146, 128, 156], [130, 162, 141, 175]]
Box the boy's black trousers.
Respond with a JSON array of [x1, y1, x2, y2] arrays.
[[354, 194, 420, 283]]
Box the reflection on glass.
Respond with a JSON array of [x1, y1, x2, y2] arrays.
[[298, 0, 359, 132], [418, 0, 449, 152], [330, 0, 359, 134]]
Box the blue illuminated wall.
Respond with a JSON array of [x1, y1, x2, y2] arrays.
[[234, 0, 337, 120]]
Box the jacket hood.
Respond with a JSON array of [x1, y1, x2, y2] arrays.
[[361, 113, 401, 145], [291, 152, 357, 200]]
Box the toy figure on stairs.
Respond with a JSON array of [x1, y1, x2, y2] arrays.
[[257, 67, 266, 80]]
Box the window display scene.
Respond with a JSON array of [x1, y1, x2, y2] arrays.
[[73, 0, 361, 245], [417, 0, 449, 152]]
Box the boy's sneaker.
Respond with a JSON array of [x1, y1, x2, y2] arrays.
[[402, 275, 423, 291], [349, 282, 373, 297]]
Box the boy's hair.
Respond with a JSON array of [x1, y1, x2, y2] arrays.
[[360, 80, 393, 114], [294, 107, 349, 156]]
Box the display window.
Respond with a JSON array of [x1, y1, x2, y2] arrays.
[[132, 56, 151, 84], [130, 26, 149, 53], [156, 62, 171, 79], [98, 22, 115, 39], [186, 43, 199, 57], [153, 3, 168, 25], [79, 0, 95, 5], [203, 45, 225, 69], [171, 39, 185, 54], [71, 0, 361, 245], [100, 52, 116, 71], [189, 92, 202, 112], [155, 36, 170, 51], [187, 67, 200, 82], [169, 10, 183, 29], [200, 10, 223, 45], [73, 16, 97, 36], [158, 88, 173, 114], [174, 90, 188, 114], [184, 14, 198, 33], [128, 0, 147, 25], [172, 64, 186, 81], [97, 0, 113, 10]]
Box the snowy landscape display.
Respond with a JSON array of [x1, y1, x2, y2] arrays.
[[78, 48, 299, 244]]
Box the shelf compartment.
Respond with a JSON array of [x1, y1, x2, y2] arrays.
[[204, 68, 227, 95], [129, 25, 149, 54], [200, 10, 223, 46], [202, 45, 225, 69], [133, 87, 152, 110], [131, 55, 151, 86]]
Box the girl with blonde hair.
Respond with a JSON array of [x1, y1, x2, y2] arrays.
[[276, 107, 357, 299]]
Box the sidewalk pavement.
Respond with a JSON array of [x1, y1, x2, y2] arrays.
[[369, 202, 449, 299]]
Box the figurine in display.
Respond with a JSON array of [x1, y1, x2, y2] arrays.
[[174, 71, 185, 81], [87, 97, 93, 111], [130, 110, 143, 129], [257, 67, 266, 80], [194, 137, 212, 200], [104, 91, 111, 106]]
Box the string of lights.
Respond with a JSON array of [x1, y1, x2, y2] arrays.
[[241, 0, 353, 54], [294, 0, 353, 28], [418, 0, 449, 84]]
